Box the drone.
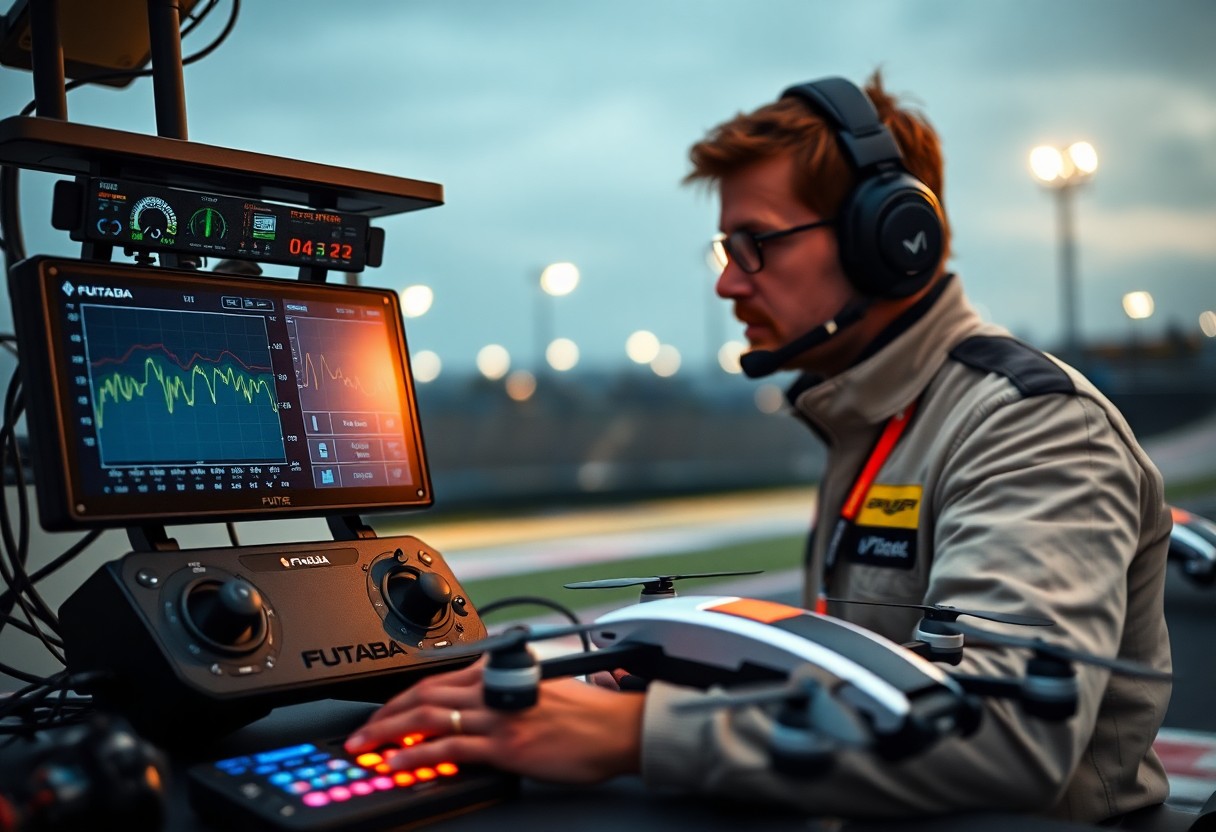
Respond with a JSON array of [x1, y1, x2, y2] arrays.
[[416, 577, 1170, 776]]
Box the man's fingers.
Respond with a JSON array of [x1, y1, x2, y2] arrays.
[[386, 735, 494, 772], [368, 661, 486, 720]]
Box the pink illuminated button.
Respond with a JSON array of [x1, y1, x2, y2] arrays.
[[327, 785, 352, 802], [302, 792, 330, 808]]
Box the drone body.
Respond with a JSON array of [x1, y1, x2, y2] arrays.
[[427, 584, 1168, 775], [569, 595, 979, 760]]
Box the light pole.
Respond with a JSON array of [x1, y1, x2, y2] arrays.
[[536, 262, 579, 374], [1122, 290, 1154, 382], [1029, 141, 1098, 361]]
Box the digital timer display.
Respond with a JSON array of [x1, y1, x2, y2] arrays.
[[80, 177, 371, 272]]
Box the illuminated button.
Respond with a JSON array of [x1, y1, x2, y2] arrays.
[[436, 762, 458, 776], [370, 776, 394, 791], [349, 780, 374, 796], [374, 763, 391, 774], [324, 772, 346, 785], [302, 792, 330, 807], [295, 766, 321, 779], [258, 744, 312, 764], [288, 781, 311, 795], [327, 786, 352, 802], [268, 772, 294, 786], [415, 767, 437, 781], [392, 772, 416, 787], [355, 753, 383, 768], [346, 768, 366, 779]]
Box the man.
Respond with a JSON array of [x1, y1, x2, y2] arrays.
[[345, 72, 1172, 824]]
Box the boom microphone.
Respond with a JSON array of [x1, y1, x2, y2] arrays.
[[739, 300, 870, 379]]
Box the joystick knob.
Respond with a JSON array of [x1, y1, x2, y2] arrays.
[[383, 569, 452, 630], [181, 578, 268, 654]]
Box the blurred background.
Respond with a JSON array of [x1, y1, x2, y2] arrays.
[[2, 0, 1215, 513], [2, 2, 1216, 789]]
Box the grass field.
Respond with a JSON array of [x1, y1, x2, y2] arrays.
[[457, 533, 805, 622]]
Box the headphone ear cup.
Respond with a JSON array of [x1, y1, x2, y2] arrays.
[[836, 171, 944, 299]]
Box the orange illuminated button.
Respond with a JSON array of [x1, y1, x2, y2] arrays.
[[392, 771, 417, 787], [415, 767, 437, 781], [355, 753, 384, 768], [435, 762, 459, 776], [707, 598, 805, 624]]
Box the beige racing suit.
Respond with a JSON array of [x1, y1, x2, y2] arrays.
[[639, 275, 1172, 824]]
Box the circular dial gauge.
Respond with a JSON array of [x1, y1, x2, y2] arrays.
[[188, 207, 228, 240], [130, 196, 178, 240]]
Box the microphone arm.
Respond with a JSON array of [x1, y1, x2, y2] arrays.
[[739, 299, 871, 379]]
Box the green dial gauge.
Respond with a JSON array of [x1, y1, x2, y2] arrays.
[[130, 196, 178, 241], [188, 207, 228, 240]]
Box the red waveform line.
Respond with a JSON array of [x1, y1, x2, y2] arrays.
[[297, 352, 393, 399], [90, 342, 272, 374]]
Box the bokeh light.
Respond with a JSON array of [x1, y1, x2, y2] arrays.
[[476, 344, 511, 380]]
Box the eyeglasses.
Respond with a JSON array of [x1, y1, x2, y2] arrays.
[[711, 218, 835, 274]]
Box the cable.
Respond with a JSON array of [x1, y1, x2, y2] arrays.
[[476, 596, 591, 652]]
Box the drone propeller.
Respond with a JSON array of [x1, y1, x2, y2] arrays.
[[564, 570, 763, 591], [824, 597, 1053, 627], [941, 619, 1171, 680], [671, 668, 872, 747]]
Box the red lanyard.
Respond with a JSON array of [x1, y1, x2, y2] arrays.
[[815, 398, 919, 614]]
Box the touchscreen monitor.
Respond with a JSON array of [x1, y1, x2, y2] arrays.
[[8, 256, 433, 530]]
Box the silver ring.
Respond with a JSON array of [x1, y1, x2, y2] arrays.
[[449, 708, 463, 735]]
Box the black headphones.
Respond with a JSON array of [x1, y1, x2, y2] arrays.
[[781, 76, 945, 299]]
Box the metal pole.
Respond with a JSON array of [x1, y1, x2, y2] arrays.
[[29, 0, 68, 119], [147, 0, 189, 140], [1057, 183, 1079, 360]]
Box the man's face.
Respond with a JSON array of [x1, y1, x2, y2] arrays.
[[715, 154, 859, 374]]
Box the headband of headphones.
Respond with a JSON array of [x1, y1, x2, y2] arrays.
[[777, 76, 944, 298], [781, 77, 905, 171]]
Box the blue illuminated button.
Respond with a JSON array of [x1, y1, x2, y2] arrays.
[[253, 744, 317, 766]]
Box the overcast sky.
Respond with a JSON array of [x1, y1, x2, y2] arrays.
[[3, 0, 1214, 380]]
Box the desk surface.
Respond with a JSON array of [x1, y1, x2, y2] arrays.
[[157, 700, 1116, 832]]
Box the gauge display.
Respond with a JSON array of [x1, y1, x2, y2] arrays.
[[189, 207, 228, 240], [130, 196, 178, 242], [81, 178, 370, 272]]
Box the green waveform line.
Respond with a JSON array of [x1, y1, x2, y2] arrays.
[[299, 352, 393, 399], [94, 356, 279, 429]]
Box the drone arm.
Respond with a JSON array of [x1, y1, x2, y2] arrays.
[[948, 673, 1024, 701], [949, 668, 1080, 722], [538, 642, 660, 681]]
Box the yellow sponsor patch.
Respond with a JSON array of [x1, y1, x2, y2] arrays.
[[856, 484, 922, 529]]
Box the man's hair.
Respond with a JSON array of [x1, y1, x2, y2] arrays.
[[684, 70, 951, 261]]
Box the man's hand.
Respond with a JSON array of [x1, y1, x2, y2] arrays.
[[344, 657, 647, 784]]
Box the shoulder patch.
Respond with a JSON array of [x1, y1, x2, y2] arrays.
[[948, 335, 1075, 397]]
